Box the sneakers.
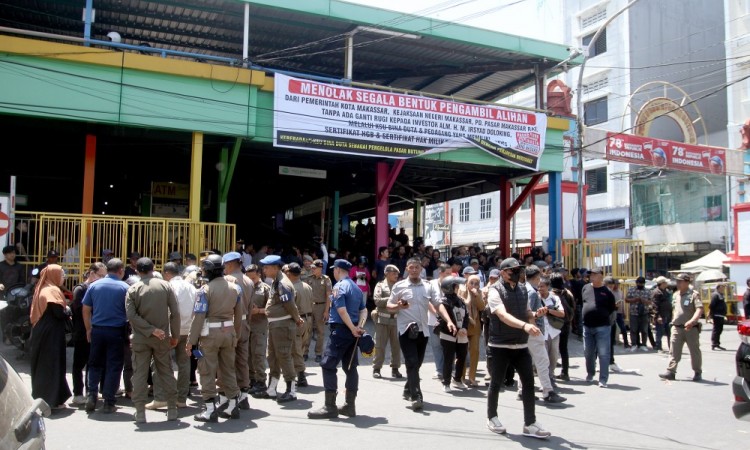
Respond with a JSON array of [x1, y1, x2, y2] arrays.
[[523, 422, 551, 439], [391, 369, 403, 379], [638, 346, 649, 352], [598, 382, 608, 388], [145, 400, 168, 410], [610, 363, 623, 373], [629, 346, 637, 352], [373, 369, 382, 379], [659, 371, 676, 380], [712, 345, 726, 351], [85, 396, 97, 412], [542, 391, 566, 403], [443, 385, 451, 393], [486, 416, 507, 434], [555, 373, 570, 381], [585, 374, 595, 383], [693, 372, 702, 382], [432, 372, 442, 380], [71, 395, 87, 405], [451, 379, 466, 389]]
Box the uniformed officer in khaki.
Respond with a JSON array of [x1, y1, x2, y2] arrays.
[[260, 255, 303, 403], [307, 259, 332, 362], [187, 254, 243, 422], [286, 262, 314, 386], [300, 255, 314, 283], [372, 264, 402, 379], [125, 257, 181, 423], [222, 251, 253, 409], [245, 264, 271, 397], [660, 272, 704, 382]]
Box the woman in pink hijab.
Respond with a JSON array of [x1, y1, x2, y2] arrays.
[[29, 264, 72, 409]]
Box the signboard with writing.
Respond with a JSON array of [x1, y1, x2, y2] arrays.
[[274, 74, 548, 170], [151, 182, 189, 218], [605, 133, 726, 175]]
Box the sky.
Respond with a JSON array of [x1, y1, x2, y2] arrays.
[[347, 0, 564, 43]]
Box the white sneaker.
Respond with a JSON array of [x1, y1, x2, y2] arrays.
[[145, 400, 168, 410], [443, 385, 451, 393], [639, 346, 649, 352], [487, 416, 506, 434], [599, 382, 608, 388], [451, 379, 466, 389], [629, 346, 637, 352], [523, 422, 551, 439], [432, 372, 442, 380], [610, 363, 623, 373], [71, 395, 87, 405]]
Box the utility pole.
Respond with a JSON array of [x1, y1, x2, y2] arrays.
[[576, 0, 641, 267]]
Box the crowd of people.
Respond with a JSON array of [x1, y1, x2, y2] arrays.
[[9, 234, 746, 440]]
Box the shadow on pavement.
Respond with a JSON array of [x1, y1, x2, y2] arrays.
[[345, 414, 388, 428], [417, 401, 473, 414], [599, 383, 640, 391], [135, 420, 192, 431], [192, 418, 257, 433], [47, 407, 76, 419], [86, 410, 136, 422], [504, 433, 587, 449], [277, 399, 314, 410]]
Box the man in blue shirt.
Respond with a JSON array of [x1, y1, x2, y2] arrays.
[[308, 259, 366, 420], [82, 258, 129, 413]]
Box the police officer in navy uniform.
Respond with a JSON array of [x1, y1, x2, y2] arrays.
[[308, 259, 367, 419]]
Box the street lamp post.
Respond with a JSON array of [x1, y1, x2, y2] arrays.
[[576, 0, 641, 266]]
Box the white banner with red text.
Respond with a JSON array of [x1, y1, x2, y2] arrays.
[[273, 74, 548, 170]]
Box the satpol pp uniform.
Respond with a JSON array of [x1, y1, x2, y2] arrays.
[[222, 252, 254, 409]]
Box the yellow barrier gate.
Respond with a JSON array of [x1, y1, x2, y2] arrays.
[[556, 238, 645, 280], [13, 211, 235, 288]]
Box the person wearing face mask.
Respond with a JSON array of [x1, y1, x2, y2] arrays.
[[582, 267, 616, 388], [436, 275, 469, 393], [626, 276, 652, 352], [485, 258, 551, 439]]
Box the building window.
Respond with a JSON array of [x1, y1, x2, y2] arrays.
[[582, 29, 607, 57], [587, 219, 625, 232], [480, 198, 492, 220], [583, 77, 609, 95], [703, 195, 723, 221], [585, 166, 608, 195], [459, 201, 470, 222], [584, 97, 608, 125]]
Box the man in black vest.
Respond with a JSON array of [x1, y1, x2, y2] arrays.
[[485, 258, 551, 440]]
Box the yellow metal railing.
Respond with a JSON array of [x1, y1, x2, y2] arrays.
[[13, 211, 235, 288], [556, 238, 645, 280]]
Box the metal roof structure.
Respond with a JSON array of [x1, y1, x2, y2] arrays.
[[0, 0, 573, 101], [0, 0, 576, 240]]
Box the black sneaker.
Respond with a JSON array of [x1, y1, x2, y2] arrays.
[[659, 371, 676, 380], [373, 369, 382, 379], [543, 392, 566, 404], [391, 369, 403, 379], [555, 373, 570, 381], [693, 372, 702, 382], [85, 397, 97, 413]]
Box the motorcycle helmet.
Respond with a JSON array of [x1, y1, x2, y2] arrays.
[[440, 275, 466, 296]]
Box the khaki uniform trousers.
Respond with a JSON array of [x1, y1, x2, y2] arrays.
[[373, 321, 401, 370], [248, 323, 268, 383], [311, 303, 327, 356], [268, 321, 297, 382], [667, 326, 702, 374], [197, 326, 239, 400], [300, 314, 313, 358], [292, 316, 311, 373], [131, 338, 177, 409], [233, 323, 250, 389]]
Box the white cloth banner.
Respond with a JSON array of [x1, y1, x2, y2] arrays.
[[273, 74, 548, 170]]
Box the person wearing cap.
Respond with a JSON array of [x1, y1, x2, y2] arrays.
[[652, 276, 671, 352], [124, 252, 141, 280], [101, 249, 114, 264], [305, 259, 332, 363], [82, 258, 129, 414], [125, 257, 181, 423], [709, 283, 728, 351], [222, 251, 254, 408], [659, 273, 703, 381], [386, 257, 435, 411], [168, 252, 184, 275], [300, 255, 314, 283], [371, 264, 403, 379], [581, 267, 616, 388], [285, 262, 313, 386], [469, 258, 486, 287], [244, 264, 272, 397], [626, 276, 652, 352], [259, 254, 303, 403], [0, 245, 26, 297], [486, 257, 551, 439], [187, 254, 244, 422], [308, 259, 366, 419], [31, 249, 60, 282]]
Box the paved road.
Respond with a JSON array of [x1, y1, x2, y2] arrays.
[[2, 321, 747, 449]]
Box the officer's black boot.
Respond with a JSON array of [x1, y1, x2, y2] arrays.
[[194, 397, 218, 423], [220, 394, 240, 419], [337, 390, 356, 417], [238, 388, 250, 410], [297, 371, 308, 387], [307, 391, 338, 419], [250, 380, 267, 398], [277, 380, 297, 403]]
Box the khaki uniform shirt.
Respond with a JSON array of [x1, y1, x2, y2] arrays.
[[671, 288, 702, 326], [188, 276, 242, 344], [293, 279, 313, 315], [126, 275, 181, 344], [265, 272, 300, 329], [249, 280, 271, 328], [373, 279, 398, 325], [228, 269, 253, 325], [307, 274, 332, 306], [300, 267, 314, 284]]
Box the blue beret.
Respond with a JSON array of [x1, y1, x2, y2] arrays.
[[330, 259, 352, 271], [222, 251, 242, 264], [259, 254, 283, 266]]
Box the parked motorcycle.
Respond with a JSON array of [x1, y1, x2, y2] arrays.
[[0, 282, 33, 353]]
